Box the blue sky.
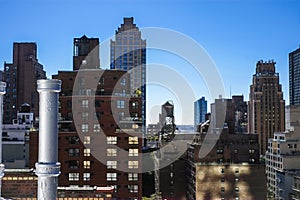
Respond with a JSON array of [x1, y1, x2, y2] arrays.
[[1, 0, 300, 124]]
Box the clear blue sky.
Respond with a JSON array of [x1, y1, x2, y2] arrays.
[[1, 0, 300, 124]]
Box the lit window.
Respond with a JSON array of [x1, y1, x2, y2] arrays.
[[83, 173, 90, 181], [129, 136, 138, 144], [131, 101, 138, 109], [107, 136, 117, 144], [68, 148, 79, 157], [81, 124, 88, 132], [107, 173, 117, 181], [107, 161, 117, 169], [82, 100, 88, 108], [84, 161, 90, 169], [94, 124, 100, 133], [107, 148, 117, 156], [84, 148, 91, 156], [69, 173, 79, 181], [235, 187, 239, 192], [249, 149, 255, 154], [128, 173, 138, 181], [117, 100, 125, 108], [84, 136, 90, 144], [129, 149, 139, 156], [128, 185, 138, 193], [128, 161, 138, 169]]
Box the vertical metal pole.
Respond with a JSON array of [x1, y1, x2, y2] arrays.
[[35, 79, 61, 200], [0, 82, 6, 197]]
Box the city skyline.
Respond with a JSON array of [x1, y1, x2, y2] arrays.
[[1, 0, 300, 124]]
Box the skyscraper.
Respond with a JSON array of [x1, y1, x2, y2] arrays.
[[248, 60, 285, 155], [289, 46, 300, 106], [110, 17, 146, 136], [194, 97, 207, 127], [3, 43, 46, 124]]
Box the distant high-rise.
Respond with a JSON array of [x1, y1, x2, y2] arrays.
[[289, 46, 300, 106], [3, 43, 46, 124], [248, 60, 285, 155], [110, 17, 146, 136], [73, 35, 100, 70], [194, 97, 207, 127]]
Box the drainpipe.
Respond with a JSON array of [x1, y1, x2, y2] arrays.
[[35, 79, 61, 200], [0, 82, 6, 197]]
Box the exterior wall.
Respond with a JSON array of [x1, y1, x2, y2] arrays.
[[29, 69, 143, 199], [3, 43, 46, 124], [248, 60, 285, 155], [110, 17, 146, 140], [2, 171, 38, 198], [2, 124, 30, 168], [195, 164, 266, 200], [73, 35, 100, 70], [194, 97, 207, 128], [289, 47, 300, 106], [266, 131, 300, 198]]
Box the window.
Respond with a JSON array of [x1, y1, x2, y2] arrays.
[[220, 168, 225, 174], [235, 168, 239, 173], [128, 173, 138, 181], [129, 149, 139, 156], [107, 136, 117, 144], [107, 148, 117, 156], [235, 187, 239, 192], [94, 124, 101, 133], [67, 100, 72, 108], [95, 100, 101, 108], [221, 178, 225, 183], [82, 100, 88, 108], [107, 173, 117, 181], [121, 78, 126, 85], [107, 161, 117, 169], [217, 149, 223, 154], [84, 136, 90, 144], [117, 100, 125, 108], [81, 124, 88, 132], [83, 173, 90, 181], [128, 185, 138, 193], [69, 160, 79, 169], [131, 101, 138, 109], [129, 136, 138, 144], [68, 148, 79, 157], [128, 161, 138, 169], [84, 161, 90, 169], [221, 187, 225, 192], [69, 136, 79, 144], [82, 112, 88, 120], [84, 148, 91, 156], [249, 149, 255, 154], [69, 173, 79, 181], [235, 178, 239, 183]]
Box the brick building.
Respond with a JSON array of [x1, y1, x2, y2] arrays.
[[3, 42, 46, 124], [29, 35, 143, 199]]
